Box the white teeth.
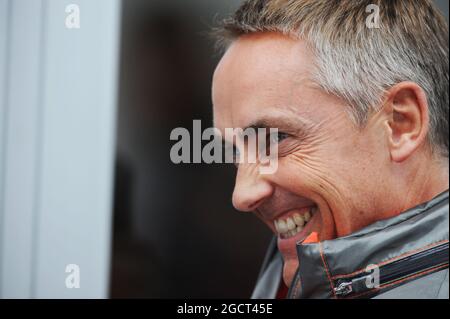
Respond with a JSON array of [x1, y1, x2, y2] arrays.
[[304, 210, 311, 222], [286, 217, 296, 230], [274, 206, 317, 238], [293, 213, 305, 227], [277, 219, 288, 233]]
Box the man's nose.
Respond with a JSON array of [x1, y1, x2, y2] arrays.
[[232, 164, 274, 212]]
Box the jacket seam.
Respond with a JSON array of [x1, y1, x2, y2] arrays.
[[290, 274, 302, 299], [319, 241, 337, 299], [331, 239, 449, 280]]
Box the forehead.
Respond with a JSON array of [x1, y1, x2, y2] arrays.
[[212, 33, 319, 132]]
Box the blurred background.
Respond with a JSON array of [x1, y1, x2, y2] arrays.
[[111, 0, 271, 299], [0, 0, 448, 299]]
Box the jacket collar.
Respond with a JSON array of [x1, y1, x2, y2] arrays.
[[288, 190, 449, 298]]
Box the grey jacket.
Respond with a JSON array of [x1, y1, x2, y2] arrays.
[[252, 191, 449, 299]]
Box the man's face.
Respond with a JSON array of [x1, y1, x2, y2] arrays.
[[212, 33, 389, 287]]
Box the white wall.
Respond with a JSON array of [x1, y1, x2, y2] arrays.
[[0, 0, 121, 298]]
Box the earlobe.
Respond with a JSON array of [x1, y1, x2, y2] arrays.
[[385, 82, 430, 163]]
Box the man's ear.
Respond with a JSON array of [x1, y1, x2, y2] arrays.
[[383, 82, 430, 163]]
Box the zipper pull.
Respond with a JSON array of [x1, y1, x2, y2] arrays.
[[334, 274, 375, 297], [334, 281, 353, 297]]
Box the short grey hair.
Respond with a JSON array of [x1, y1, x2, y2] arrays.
[[215, 0, 449, 158]]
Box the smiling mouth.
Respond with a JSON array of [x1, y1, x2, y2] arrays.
[[273, 206, 317, 239]]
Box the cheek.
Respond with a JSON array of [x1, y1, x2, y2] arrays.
[[273, 133, 369, 208], [274, 151, 342, 198]]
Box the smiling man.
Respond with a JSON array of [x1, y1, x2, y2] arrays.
[[212, 0, 449, 299]]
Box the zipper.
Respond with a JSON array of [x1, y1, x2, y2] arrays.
[[333, 241, 449, 298]]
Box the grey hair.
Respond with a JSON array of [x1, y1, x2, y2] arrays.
[[215, 0, 449, 158]]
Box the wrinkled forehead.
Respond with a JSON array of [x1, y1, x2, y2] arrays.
[[212, 33, 317, 134]]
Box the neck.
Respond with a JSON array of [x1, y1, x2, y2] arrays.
[[393, 154, 448, 218]]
